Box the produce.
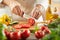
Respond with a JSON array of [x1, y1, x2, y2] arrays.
[[42, 28, 60, 40], [35, 30, 45, 39], [43, 28, 51, 34], [28, 18, 35, 26], [20, 24, 31, 28], [10, 32, 13, 40], [4, 30, 11, 40], [4, 29, 30, 40], [13, 24, 31, 29], [4, 30, 21, 40], [40, 26, 51, 34], [21, 29, 30, 40], [0, 23, 7, 40], [40, 26, 48, 31], [30, 26, 39, 33], [42, 18, 60, 40], [48, 18, 60, 28], [12, 32, 20, 40]]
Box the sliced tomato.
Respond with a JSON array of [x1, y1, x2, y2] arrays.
[[13, 24, 21, 29], [20, 24, 31, 28], [35, 30, 45, 39], [28, 18, 35, 26], [13, 24, 31, 29]]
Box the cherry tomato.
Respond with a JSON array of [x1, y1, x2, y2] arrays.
[[44, 28, 51, 34], [12, 32, 20, 40], [21, 29, 30, 39], [40, 26, 51, 34], [35, 30, 45, 39], [40, 26, 48, 31], [4, 30, 11, 40]]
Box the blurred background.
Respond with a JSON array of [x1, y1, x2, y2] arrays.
[[52, 0, 60, 16], [37, 0, 60, 15]]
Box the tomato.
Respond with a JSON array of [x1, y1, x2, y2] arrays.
[[13, 24, 31, 29], [12, 32, 20, 40], [21, 29, 30, 39], [28, 18, 35, 26], [10, 32, 13, 40], [35, 30, 45, 39], [40, 26, 51, 34], [13, 24, 21, 29], [44, 28, 51, 34], [40, 26, 48, 31], [4, 30, 11, 40], [20, 24, 31, 28]]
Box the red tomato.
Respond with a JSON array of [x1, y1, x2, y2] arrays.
[[35, 30, 45, 39], [18, 31, 21, 39], [28, 18, 35, 26], [13, 24, 31, 29], [40, 26, 51, 34], [4, 30, 11, 40], [44, 28, 51, 34], [21, 29, 30, 39], [13, 24, 21, 29], [12, 31, 20, 40], [10, 32, 14, 40], [20, 24, 31, 28], [40, 26, 48, 31]]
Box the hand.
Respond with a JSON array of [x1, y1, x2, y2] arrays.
[[12, 6, 24, 17]]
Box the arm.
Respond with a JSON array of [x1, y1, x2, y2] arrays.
[[3, 0, 24, 17], [3, 0, 20, 9]]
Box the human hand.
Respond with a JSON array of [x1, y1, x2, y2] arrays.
[[12, 6, 24, 17]]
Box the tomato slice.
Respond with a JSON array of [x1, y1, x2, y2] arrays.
[[20, 24, 31, 28], [28, 18, 35, 26], [13, 24, 21, 29], [13, 24, 31, 29]]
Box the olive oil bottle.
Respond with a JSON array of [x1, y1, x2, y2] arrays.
[[46, 0, 53, 20]]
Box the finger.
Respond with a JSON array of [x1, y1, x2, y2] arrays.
[[12, 6, 18, 15], [32, 11, 42, 19], [15, 6, 21, 16], [15, 6, 24, 17]]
